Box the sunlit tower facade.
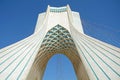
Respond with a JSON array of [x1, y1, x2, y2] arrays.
[[0, 5, 120, 80]]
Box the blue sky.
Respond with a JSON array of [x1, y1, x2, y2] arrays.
[[0, 0, 120, 80]]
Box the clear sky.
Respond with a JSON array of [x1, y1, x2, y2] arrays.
[[0, 0, 120, 80]]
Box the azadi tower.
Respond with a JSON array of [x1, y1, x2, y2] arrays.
[[0, 5, 120, 80]]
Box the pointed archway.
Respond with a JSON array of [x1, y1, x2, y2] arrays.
[[26, 25, 89, 80]]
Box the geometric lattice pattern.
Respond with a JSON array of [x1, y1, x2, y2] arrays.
[[39, 24, 78, 54]]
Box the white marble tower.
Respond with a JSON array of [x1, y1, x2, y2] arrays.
[[0, 5, 120, 80]]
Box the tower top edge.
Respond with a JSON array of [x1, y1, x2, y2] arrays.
[[47, 5, 71, 12], [48, 4, 69, 8]]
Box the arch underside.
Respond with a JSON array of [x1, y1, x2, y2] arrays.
[[27, 25, 89, 80]]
